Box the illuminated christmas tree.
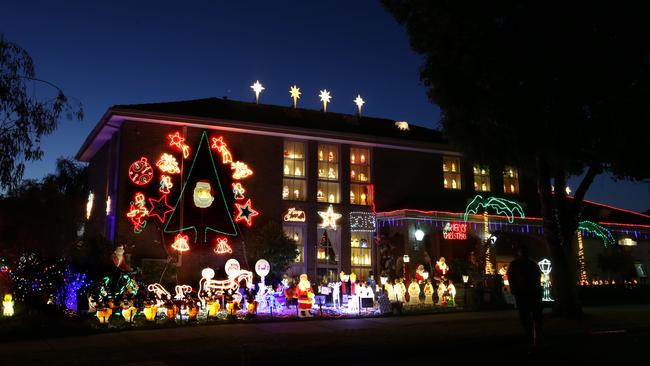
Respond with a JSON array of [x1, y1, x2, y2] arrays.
[[164, 132, 238, 244]]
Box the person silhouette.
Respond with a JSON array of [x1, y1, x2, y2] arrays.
[[506, 245, 543, 347]]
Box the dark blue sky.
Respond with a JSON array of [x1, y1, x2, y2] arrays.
[[2, 0, 648, 212]]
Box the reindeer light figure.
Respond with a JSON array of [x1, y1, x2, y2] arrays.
[[174, 285, 193, 300], [198, 267, 253, 304], [147, 283, 171, 306]]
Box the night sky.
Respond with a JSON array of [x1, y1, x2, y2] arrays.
[[2, 1, 648, 213]]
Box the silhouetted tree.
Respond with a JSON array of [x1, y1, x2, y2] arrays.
[[0, 158, 87, 261], [0, 34, 83, 191], [383, 1, 650, 316], [246, 221, 299, 285]]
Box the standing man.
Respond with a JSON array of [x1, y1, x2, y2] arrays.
[[507, 245, 543, 347]]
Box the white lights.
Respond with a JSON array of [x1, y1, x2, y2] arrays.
[[251, 80, 265, 103], [354, 95, 365, 115], [86, 191, 94, 220], [395, 121, 409, 131], [105, 196, 111, 216], [318, 204, 342, 230], [414, 229, 425, 241], [619, 238, 638, 246], [290, 85, 301, 108], [201, 267, 215, 280], [319, 89, 332, 112]]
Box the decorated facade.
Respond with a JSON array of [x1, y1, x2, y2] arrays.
[[77, 97, 650, 290]]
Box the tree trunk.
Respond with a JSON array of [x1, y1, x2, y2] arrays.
[[536, 158, 583, 317]]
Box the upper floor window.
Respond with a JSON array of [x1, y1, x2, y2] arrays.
[[443, 156, 462, 190], [503, 166, 519, 194], [473, 164, 490, 192], [350, 147, 373, 205], [317, 144, 340, 203], [283, 141, 306, 201]]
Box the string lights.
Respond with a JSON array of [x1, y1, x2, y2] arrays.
[[214, 237, 233, 255], [156, 153, 181, 174]]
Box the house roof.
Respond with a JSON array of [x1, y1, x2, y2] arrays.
[[76, 97, 447, 161]]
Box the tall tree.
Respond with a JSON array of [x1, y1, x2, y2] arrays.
[[0, 158, 87, 260], [246, 221, 299, 286], [0, 35, 83, 191], [383, 1, 650, 316]]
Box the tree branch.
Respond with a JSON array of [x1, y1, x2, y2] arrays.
[[573, 164, 600, 205]]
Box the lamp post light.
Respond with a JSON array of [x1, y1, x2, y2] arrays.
[[538, 259, 554, 302], [415, 229, 425, 241]]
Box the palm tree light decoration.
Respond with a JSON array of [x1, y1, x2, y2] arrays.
[[464, 195, 525, 274], [576, 220, 614, 284]]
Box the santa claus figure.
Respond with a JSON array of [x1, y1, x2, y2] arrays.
[[414, 264, 427, 284], [295, 274, 314, 318], [435, 257, 449, 280], [111, 245, 132, 272]]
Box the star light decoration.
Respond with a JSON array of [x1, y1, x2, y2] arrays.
[[167, 131, 190, 158], [210, 136, 233, 164], [251, 80, 265, 104], [319, 89, 332, 112], [290, 85, 301, 108], [234, 198, 259, 226], [354, 95, 365, 115], [147, 194, 174, 223], [318, 204, 342, 230]]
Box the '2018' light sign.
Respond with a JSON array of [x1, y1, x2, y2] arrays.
[[443, 222, 467, 240]]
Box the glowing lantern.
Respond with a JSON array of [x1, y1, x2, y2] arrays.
[[207, 301, 220, 317], [143, 304, 158, 321], [2, 294, 14, 317], [122, 306, 137, 323], [166, 306, 177, 319], [96, 307, 112, 324], [193, 180, 214, 208]]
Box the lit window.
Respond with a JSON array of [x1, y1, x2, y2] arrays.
[[317, 144, 340, 203], [443, 156, 462, 190], [351, 232, 373, 281], [350, 147, 372, 206], [503, 166, 519, 194], [473, 164, 490, 192], [283, 224, 305, 262], [283, 141, 306, 201]]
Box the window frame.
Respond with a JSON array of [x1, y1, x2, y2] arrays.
[[473, 164, 491, 192], [317, 143, 340, 203], [282, 140, 307, 201], [443, 156, 462, 190], [503, 165, 520, 194]]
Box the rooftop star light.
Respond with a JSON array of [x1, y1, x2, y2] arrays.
[[319, 89, 332, 112], [318, 204, 342, 230], [354, 95, 365, 115], [251, 80, 265, 104], [290, 85, 301, 108]]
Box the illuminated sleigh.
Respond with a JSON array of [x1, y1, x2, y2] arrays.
[[198, 270, 253, 303]]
